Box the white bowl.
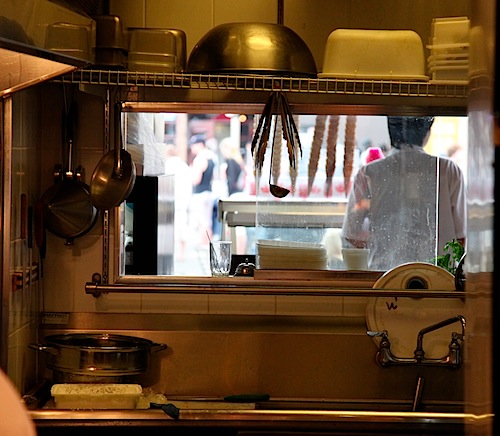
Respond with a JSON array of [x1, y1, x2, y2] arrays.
[[318, 29, 428, 81]]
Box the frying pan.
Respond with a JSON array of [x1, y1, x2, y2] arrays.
[[41, 97, 98, 245], [90, 101, 136, 210]]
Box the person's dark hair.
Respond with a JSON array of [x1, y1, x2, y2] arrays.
[[190, 134, 206, 145], [387, 116, 434, 148]]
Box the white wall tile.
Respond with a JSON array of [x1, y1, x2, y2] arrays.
[[19, 321, 38, 392], [144, 0, 214, 56], [213, 0, 278, 24], [94, 293, 142, 312], [209, 294, 276, 315], [7, 322, 37, 392], [72, 234, 107, 312], [42, 234, 75, 312], [110, 0, 146, 28], [343, 296, 369, 317], [142, 293, 209, 314], [7, 333, 20, 389], [9, 285, 23, 334], [276, 295, 343, 316]]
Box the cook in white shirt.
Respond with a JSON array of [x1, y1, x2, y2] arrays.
[[341, 116, 466, 271]]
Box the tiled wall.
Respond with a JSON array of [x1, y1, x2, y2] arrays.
[[7, 89, 42, 392]]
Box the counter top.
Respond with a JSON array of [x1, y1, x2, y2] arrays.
[[30, 407, 487, 435]]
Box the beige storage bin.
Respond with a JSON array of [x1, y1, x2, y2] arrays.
[[51, 384, 143, 409], [318, 29, 428, 81], [431, 16, 470, 45]]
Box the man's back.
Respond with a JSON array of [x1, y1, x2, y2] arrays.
[[342, 146, 465, 270]]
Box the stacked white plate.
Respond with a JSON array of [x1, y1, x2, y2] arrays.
[[257, 240, 328, 270], [427, 17, 470, 84]]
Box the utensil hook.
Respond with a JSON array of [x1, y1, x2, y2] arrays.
[[63, 84, 77, 179], [277, 0, 284, 25]]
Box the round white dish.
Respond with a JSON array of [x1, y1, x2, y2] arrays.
[[366, 262, 465, 359]]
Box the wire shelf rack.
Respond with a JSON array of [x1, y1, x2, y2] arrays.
[[62, 69, 469, 99]]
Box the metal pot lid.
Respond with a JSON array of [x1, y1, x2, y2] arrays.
[[43, 333, 157, 350], [42, 180, 98, 239], [366, 262, 465, 359]]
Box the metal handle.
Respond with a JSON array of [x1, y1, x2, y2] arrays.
[[113, 101, 123, 176], [366, 331, 387, 338], [151, 343, 168, 353], [28, 344, 60, 356]]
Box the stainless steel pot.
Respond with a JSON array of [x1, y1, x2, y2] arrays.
[[29, 333, 167, 380]]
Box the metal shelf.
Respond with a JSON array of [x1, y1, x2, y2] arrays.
[[62, 69, 468, 100]]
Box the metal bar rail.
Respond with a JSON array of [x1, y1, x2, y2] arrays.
[[85, 280, 466, 299]]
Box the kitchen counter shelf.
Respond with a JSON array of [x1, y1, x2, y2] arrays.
[[31, 408, 484, 435], [61, 68, 468, 101]]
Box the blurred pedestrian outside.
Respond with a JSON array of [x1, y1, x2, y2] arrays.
[[189, 134, 216, 245], [165, 144, 192, 261], [219, 137, 246, 196]]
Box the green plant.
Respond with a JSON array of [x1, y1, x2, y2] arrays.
[[431, 239, 465, 275]]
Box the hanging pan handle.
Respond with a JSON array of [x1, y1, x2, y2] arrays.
[[113, 101, 123, 177]]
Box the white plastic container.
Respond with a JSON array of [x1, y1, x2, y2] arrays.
[[428, 53, 469, 63], [431, 16, 470, 45], [427, 42, 470, 56], [469, 25, 489, 76], [429, 65, 468, 82], [51, 384, 143, 409], [318, 29, 428, 80]]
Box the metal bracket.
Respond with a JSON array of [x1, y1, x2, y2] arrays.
[[89, 272, 103, 298]]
